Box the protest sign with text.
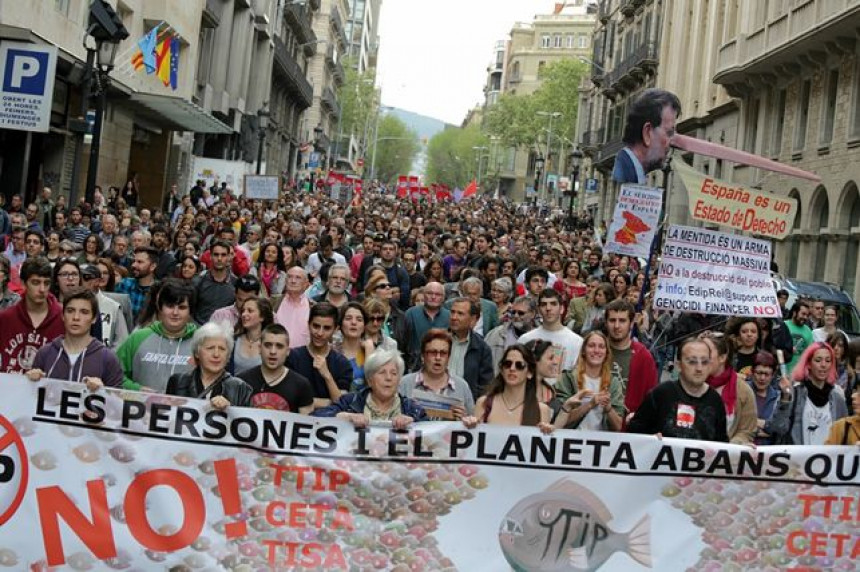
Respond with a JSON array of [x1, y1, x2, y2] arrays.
[[0, 377, 855, 571], [674, 161, 797, 240], [653, 225, 781, 317], [604, 184, 663, 259]]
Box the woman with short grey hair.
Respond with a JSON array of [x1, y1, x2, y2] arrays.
[[166, 322, 252, 409], [313, 348, 426, 429], [490, 277, 514, 321]]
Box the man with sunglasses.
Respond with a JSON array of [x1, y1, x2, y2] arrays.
[[485, 296, 537, 375], [628, 337, 728, 442]]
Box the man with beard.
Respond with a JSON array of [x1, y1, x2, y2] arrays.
[[484, 296, 536, 375], [312, 263, 352, 308], [604, 299, 658, 420], [613, 89, 680, 184], [115, 247, 159, 319], [150, 224, 177, 279]]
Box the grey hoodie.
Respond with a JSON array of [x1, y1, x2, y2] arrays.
[[32, 337, 124, 387]]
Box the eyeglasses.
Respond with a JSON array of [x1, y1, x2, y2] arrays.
[[368, 315, 385, 323], [753, 369, 773, 377], [58, 272, 80, 279], [424, 349, 449, 358], [511, 310, 529, 317], [374, 283, 391, 290], [501, 360, 527, 371], [682, 358, 711, 366]]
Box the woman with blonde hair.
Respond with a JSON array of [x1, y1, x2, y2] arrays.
[[554, 331, 624, 431]]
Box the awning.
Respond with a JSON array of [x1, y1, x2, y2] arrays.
[[128, 93, 232, 134]]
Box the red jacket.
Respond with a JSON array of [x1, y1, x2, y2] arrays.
[[624, 340, 658, 415], [0, 295, 64, 374]]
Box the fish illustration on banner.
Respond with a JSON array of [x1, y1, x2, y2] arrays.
[[499, 479, 651, 571]]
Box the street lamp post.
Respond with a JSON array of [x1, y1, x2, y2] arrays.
[[533, 153, 544, 206], [256, 103, 270, 175], [84, 0, 129, 206], [536, 111, 561, 204], [567, 148, 583, 229]]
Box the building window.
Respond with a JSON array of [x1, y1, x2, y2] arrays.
[[567, 34, 575, 48], [820, 68, 839, 145], [852, 59, 860, 140], [541, 35, 551, 48], [537, 61, 546, 77], [793, 79, 811, 152], [771, 89, 786, 157], [553, 34, 562, 48], [578, 35, 589, 49], [745, 98, 760, 153]]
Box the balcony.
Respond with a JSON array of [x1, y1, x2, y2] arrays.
[[595, 132, 623, 167], [714, 0, 860, 97], [580, 129, 604, 154], [598, 0, 609, 23], [285, 2, 316, 45], [273, 36, 313, 109], [602, 42, 659, 96], [322, 86, 341, 119], [326, 45, 345, 85], [202, 0, 222, 29], [330, 5, 348, 48]]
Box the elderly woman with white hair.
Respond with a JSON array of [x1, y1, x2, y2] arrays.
[[166, 322, 253, 409], [313, 349, 427, 429]]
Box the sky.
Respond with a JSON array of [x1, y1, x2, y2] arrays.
[[375, 1, 555, 125]]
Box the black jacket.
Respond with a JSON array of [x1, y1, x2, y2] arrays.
[[166, 369, 253, 407]]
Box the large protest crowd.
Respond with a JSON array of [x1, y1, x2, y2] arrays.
[[0, 90, 857, 449]]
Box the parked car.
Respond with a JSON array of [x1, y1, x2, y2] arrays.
[[772, 275, 860, 340]]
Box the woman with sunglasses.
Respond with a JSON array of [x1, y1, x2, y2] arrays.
[[771, 342, 849, 445], [364, 270, 406, 344], [462, 344, 553, 433], [700, 332, 758, 445], [362, 298, 398, 354], [554, 331, 624, 432]]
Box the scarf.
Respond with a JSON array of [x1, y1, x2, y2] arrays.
[[707, 367, 738, 416], [260, 264, 277, 295], [803, 379, 832, 408]]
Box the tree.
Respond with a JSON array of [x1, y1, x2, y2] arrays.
[[483, 58, 587, 164], [370, 114, 420, 184], [425, 125, 489, 189], [336, 56, 378, 155]]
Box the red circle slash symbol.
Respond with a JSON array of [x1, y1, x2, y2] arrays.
[[0, 415, 28, 526]]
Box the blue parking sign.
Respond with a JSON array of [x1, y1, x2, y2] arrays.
[[0, 42, 58, 133]]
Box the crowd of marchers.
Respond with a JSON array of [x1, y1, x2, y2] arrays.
[[0, 174, 856, 446]]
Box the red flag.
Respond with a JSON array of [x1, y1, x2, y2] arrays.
[[462, 179, 478, 199], [408, 176, 420, 201], [397, 175, 408, 198]]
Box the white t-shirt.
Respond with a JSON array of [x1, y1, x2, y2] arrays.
[[801, 400, 832, 446], [579, 374, 604, 431], [305, 251, 346, 278], [518, 326, 584, 372]]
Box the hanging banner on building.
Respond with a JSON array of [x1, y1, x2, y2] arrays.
[[604, 184, 663, 259], [654, 225, 781, 317], [674, 161, 797, 240], [0, 377, 856, 571], [0, 41, 58, 132]]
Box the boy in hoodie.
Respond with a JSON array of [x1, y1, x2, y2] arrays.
[[0, 257, 63, 373], [26, 288, 123, 388], [116, 279, 198, 392]]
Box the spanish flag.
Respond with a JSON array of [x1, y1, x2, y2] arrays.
[[156, 36, 172, 86]]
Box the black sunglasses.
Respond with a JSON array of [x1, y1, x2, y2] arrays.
[[501, 359, 527, 371]]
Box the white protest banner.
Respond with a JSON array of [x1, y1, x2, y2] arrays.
[[0, 42, 58, 132], [653, 225, 781, 317], [604, 184, 663, 259], [0, 377, 856, 570], [243, 175, 279, 199]]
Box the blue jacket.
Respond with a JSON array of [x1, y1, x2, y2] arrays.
[[312, 387, 427, 421], [611, 147, 641, 184], [747, 379, 784, 444], [459, 332, 495, 401]]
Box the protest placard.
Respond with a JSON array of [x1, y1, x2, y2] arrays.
[[674, 161, 797, 239], [1, 377, 856, 570], [243, 175, 279, 199], [604, 184, 663, 259], [653, 225, 781, 317]]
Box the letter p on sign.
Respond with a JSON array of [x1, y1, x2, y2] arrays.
[[3, 49, 49, 94]]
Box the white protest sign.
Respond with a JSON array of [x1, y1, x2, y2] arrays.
[[604, 184, 662, 259], [653, 225, 781, 317], [0, 42, 58, 132], [243, 175, 279, 199]]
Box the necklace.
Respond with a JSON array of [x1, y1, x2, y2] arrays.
[[500, 393, 524, 412]]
